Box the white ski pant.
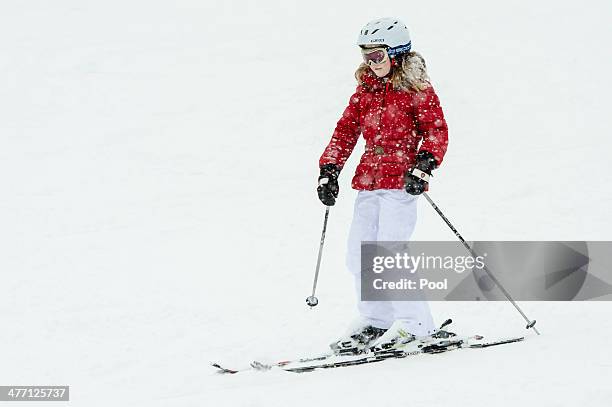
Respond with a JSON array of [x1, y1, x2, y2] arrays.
[[346, 190, 435, 336]]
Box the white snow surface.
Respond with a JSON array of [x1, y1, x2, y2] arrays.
[[1, 1, 612, 406]]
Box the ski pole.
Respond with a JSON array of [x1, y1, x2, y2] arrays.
[[422, 193, 540, 335], [306, 206, 330, 308]]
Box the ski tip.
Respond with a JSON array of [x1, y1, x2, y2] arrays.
[[211, 362, 238, 374], [469, 336, 525, 348]]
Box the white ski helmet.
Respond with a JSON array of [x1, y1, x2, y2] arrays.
[[357, 18, 412, 57]]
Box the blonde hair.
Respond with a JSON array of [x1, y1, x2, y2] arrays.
[[355, 51, 431, 92]]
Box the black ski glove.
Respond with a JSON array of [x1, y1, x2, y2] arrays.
[[317, 164, 340, 206], [405, 151, 438, 196]]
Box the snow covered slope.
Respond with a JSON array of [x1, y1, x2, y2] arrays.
[[0, 0, 611, 406]]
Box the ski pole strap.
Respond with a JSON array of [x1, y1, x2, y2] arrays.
[[411, 168, 430, 182]]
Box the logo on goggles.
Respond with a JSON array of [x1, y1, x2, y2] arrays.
[[387, 41, 412, 57]]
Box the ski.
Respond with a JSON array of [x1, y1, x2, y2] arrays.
[[277, 335, 524, 373], [212, 334, 524, 374], [211, 352, 334, 374]]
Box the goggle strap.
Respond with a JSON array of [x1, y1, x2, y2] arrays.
[[387, 41, 412, 57]]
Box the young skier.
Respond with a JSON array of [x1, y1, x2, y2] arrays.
[[317, 18, 449, 353]]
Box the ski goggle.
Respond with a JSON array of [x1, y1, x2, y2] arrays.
[[361, 47, 389, 66]]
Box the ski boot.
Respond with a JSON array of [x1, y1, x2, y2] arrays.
[[330, 319, 387, 355], [368, 320, 417, 353]]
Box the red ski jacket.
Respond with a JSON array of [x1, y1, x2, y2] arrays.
[[319, 71, 448, 190]]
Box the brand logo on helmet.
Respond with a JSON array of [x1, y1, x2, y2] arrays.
[[370, 39, 384, 43]]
